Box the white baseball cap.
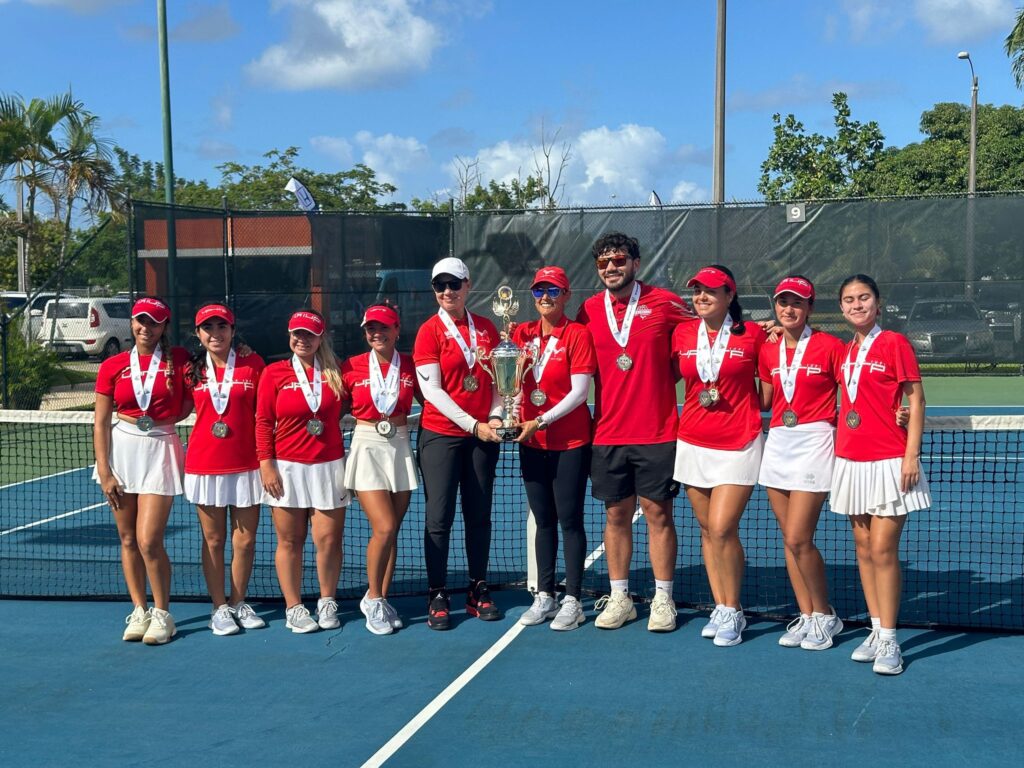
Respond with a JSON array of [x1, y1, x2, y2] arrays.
[[431, 257, 470, 281]]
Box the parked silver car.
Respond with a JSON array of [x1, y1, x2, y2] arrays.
[[903, 298, 995, 364]]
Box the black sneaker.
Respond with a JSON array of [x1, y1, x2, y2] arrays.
[[427, 590, 450, 631], [466, 580, 500, 621]]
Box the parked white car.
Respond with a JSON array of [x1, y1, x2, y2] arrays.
[[36, 297, 133, 359], [1, 291, 63, 339]]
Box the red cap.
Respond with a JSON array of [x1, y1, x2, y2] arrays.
[[194, 303, 235, 327], [361, 305, 400, 327], [530, 266, 570, 291], [131, 297, 171, 323], [687, 267, 737, 293], [773, 277, 815, 301], [288, 311, 325, 336]]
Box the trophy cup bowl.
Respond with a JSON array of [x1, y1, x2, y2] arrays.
[[476, 285, 535, 441]]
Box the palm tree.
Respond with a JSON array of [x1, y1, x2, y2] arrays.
[[1006, 8, 1024, 88]]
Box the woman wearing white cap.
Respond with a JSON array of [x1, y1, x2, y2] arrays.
[[757, 276, 847, 651], [256, 310, 349, 634], [672, 265, 766, 647], [183, 303, 267, 636], [341, 303, 420, 635], [832, 274, 929, 676], [512, 266, 596, 631], [413, 256, 504, 631], [93, 296, 192, 644]]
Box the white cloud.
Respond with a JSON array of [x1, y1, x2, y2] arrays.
[[211, 93, 232, 131], [354, 131, 430, 185], [173, 2, 240, 42], [840, 0, 902, 42], [729, 75, 897, 112], [670, 180, 708, 203], [248, 0, 442, 90], [310, 135, 354, 165], [913, 0, 1015, 43], [574, 124, 668, 203]]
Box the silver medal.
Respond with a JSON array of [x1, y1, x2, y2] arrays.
[[211, 420, 229, 438], [463, 373, 479, 392], [846, 410, 861, 430], [616, 353, 633, 371], [306, 418, 324, 436], [529, 389, 547, 407], [136, 415, 154, 432], [782, 409, 798, 428], [375, 419, 395, 438], [698, 389, 714, 408], [708, 387, 720, 403]]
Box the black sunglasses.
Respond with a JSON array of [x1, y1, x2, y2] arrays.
[[432, 278, 464, 292]]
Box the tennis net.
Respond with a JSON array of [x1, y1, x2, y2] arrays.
[[1, 410, 1021, 631]]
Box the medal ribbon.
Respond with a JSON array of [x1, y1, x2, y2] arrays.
[[777, 325, 812, 404], [530, 333, 560, 385], [204, 348, 236, 417], [438, 308, 477, 369], [604, 281, 641, 353], [696, 315, 733, 385], [129, 344, 163, 414], [843, 324, 882, 404], [368, 350, 401, 418], [291, 354, 323, 415]]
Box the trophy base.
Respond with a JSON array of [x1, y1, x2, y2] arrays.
[[496, 425, 521, 442]]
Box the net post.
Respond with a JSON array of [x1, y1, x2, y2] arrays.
[[1, 312, 9, 409]]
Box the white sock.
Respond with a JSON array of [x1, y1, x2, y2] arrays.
[[654, 580, 673, 599], [610, 579, 629, 594], [870, 616, 881, 630], [879, 627, 898, 643], [719, 605, 737, 616], [537, 591, 552, 600]]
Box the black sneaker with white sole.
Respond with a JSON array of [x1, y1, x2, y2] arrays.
[[427, 590, 451, 631], [466, 580, 500, 621]]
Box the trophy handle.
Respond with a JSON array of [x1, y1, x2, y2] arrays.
[[475, 346, 495, 384]]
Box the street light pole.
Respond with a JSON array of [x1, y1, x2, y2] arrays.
[[157, 0, 178, 341], [957, 51, 977, 299]]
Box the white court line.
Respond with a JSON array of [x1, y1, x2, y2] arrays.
[[0, 465, 92, 492], [0, 502, 105, 536], [362, 504, 644, 767]]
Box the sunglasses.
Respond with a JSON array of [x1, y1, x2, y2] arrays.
[[596, 255, 630, 270], [531, 286, 564, 299], [431, 278, 464, 292]]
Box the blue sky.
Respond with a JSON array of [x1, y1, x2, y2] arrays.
[[2, 0, 1022, 208]]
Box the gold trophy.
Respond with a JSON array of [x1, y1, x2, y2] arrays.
[[477, 285, 537, 441]]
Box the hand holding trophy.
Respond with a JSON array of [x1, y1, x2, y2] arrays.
[[476, 285, 537, 441]]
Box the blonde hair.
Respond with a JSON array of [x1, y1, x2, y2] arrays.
[[315, 336, 343, 397]]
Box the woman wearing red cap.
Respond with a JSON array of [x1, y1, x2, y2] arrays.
[[183, 304, 267, 636], [340, 302, 419, 635], [757, 276, 847, 651], [832, 274, 930, 676], [672, 265, 766, 647], [413, 256, 504, 631], [511, 266, 596, 630], [93, 296, 192, 644], [256, 309, 349, 634]]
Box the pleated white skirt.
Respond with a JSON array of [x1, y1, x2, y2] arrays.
[[263, 457, 350, 510], [673, 435, 764, 488], [831, 456, 931, 517], [93, 420, 184, 497], [184, 469, 263, 507], [344, 425, 419, 492]]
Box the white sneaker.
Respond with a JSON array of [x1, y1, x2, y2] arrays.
[[778, 614, 811, 648], [851, 628, 880, 662], [701, 605, 725, 639], [647, 591, 677, 632], [316, 597, 340, 630], [123, 605, 150, 642], [520, 592, 559, 626], [382, 599, 403, 630], [365, 599, 394, 635], [872, 638, 904, 675], [143, 607, 176, 645], [209, 604, 240, 636], [594, 591, 636, 629], [801, 612, 844, 651], [231, 601, 266, 630], [713, 609, 746, 647], [550, 596, 585, 631], [286, 604, 320, 634]]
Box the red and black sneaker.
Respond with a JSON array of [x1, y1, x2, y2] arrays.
[[427, 590, 450, 631], [466, 580, 501, 621]]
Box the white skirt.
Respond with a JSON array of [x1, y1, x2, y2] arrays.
[[344, 424, 419, 493], [758, 421, 835, 492], [830, 456, 931, 517], [673, 435, 764, 488], [264, 457, 350, 510], [93, 420, 184, 496], [184, 469, 263, 507]]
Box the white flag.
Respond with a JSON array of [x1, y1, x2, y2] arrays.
[[648, 190, 663, 207], [285, 176, 317, 211]]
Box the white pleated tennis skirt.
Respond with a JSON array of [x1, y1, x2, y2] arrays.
[[673, 434, 764, 488], [184, 469, 263, 507], [344, 424, 419, 493], [758, 421, 835, 492], [830, 456, 931, 517], [263, 457, 350, 510], [93, 420, 184, 497]]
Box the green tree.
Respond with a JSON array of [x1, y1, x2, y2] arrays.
[[1006, 7, 1024, 88]]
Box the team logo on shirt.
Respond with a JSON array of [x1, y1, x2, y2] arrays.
[[351, 374, 414, 389], [768, 363, 825, 377], [195, 380, 255, 393], [117, 365, 171, 380], [634, 304, 653, 319], [680, 348, 747, 359], [841, 361, 887, 375]]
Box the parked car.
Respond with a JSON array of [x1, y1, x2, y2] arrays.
[[742, 294, 776, 323], [903, 298, 995, 364], [975, 281, 1022, 358], [1, 291, 64, 338], [36, 296, 133, 359]]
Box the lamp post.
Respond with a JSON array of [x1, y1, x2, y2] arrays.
[[957, 51, 977, 299]]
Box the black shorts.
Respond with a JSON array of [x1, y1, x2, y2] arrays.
[[590, 441, 679, 503]]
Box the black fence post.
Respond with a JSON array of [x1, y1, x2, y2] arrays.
[[1, 312, 9, 410]]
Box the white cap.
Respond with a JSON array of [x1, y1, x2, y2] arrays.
[[431, 257, 470, 281]]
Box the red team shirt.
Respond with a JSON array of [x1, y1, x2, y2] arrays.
[[340, 351, 418, 421], [184, 353, 265, 475], [577, 283, 692, 446], [836, 330, 921, 462], [757, 331, 845, 429], [255, 359, 345, 464], [674, 319, 766, 450], [511, 317, 596, 451], [95, 346, 191, 421], [412, 311, 499, 437]]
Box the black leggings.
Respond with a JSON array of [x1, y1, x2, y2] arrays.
[[519, 443, 590, 598], [417, 428, 499, 589]]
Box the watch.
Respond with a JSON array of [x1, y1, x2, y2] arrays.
[[535, 413, 549, 431]]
